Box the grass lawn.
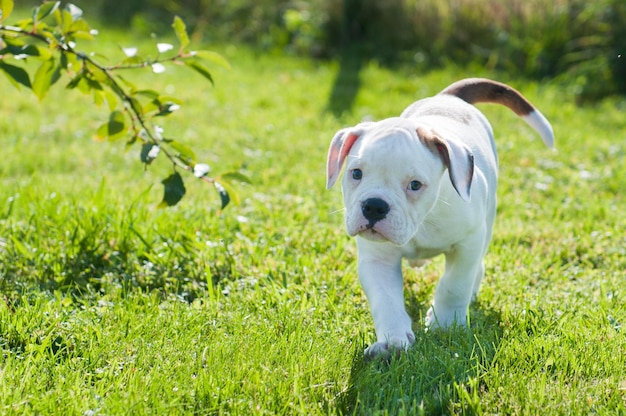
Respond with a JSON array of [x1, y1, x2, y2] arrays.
[[1, 27, 625, 414]]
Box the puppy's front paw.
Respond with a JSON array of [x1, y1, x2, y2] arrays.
[[425, 305, 466, 328], [364, 332, 415, 359]]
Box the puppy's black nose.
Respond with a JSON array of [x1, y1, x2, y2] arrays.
[[361, 198, 390, 223]]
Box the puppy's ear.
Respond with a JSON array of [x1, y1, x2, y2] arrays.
[[326, 123, 372, 189], [417, 127, 474, 202]]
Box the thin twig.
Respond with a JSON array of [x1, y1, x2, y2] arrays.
[[0, 24, 191, 172]]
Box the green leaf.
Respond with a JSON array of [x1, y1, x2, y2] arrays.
[[0, 37, 25, 55], [193, 50, 231, 70], [0, 0, 14, 21], [142, 100, 159, 114], [219, 171, 253, 185], [22, 44, 52, 60], [60, 51, 78, 70], [76, 76, 93, 94], [135, 89, 160, 99], [185, 60, 214, 85], [172, 16, 190, 50], [127, 96, 144, 117], [67, 73, 94, 95], [0, 61, 31, 89], [92, 89, 116, 109], [155, 95, 183, 105], [94, 111, 127, 141], [58, 8, 72, 32], [66, 72, 84, 90], [65, 17, 94, 42], [0, 42, 52, 60], [214, 181, 230, 209], [168, 140, 196, 165], [122, 56, 144, 66], [66, 25, 95, 41], [93, 89, 105, 107], [32, 58, 61, 100], [85, 62, 109, 83], [34, 1, 60, 22], [159, 172, 186, 207], [140, 143, 160, 164], [103, 90, 119, 112], [35, 24, 58, 44], [115, 75, 137, 92], [14, 17, 32, 30], [84, 77, 103, 91], [216, 176, 243, 206]]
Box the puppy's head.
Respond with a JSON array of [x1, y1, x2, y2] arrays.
[[326, 118, 474, 246]]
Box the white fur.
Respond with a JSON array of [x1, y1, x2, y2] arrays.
[[523, 110, 555, 148], [327, 88, 553, 357]]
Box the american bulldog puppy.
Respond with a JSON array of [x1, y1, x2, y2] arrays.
[[326, 78, 554, 357]]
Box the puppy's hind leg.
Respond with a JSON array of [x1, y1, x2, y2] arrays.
[[426, 230, 487, 328], [470, 216, 495, 302], [471, 260, 485, 301], [472, 206, 495, 300]]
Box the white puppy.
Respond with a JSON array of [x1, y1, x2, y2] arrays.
[[326, 78, 554, 357]]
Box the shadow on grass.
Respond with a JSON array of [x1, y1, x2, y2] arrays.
[[324, 0, 414, 118], [336, 300, 503, 415], [325, 49, 365, 117], [0, 214, 235, 304]]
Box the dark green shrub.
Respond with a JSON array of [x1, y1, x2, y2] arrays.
[[38, 0, 626, 100]]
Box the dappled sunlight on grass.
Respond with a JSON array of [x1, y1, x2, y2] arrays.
[[1, 28, 625, 414]]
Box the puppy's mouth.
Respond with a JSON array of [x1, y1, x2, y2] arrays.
[[356, 224, 390, 242], [351, 221, 415, 246]]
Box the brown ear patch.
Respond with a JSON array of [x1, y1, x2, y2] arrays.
[[435, 141, 451, 169], [417, 127, 447, 162], [416, 126, 474, 202]]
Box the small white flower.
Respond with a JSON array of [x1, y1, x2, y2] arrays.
[[157, 43, 174, 53], [154, 126, 164, 140], [152, 63, 166, 74], [193, 163, 211, 178], [90, 29, 99, 36], [148, 145, 160, 159], [122, 47, 138, 57]]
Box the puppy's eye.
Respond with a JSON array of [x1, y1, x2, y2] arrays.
[[352, 169, 363, 180], [409, 180, 422, 191]]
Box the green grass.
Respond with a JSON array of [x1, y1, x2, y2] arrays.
[[1, 27, 626, 414]]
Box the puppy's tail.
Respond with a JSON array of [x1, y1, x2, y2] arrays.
[[440, 78, 554, 148]]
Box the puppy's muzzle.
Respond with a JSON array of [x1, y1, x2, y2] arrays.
[[361, 198, 390, 226]]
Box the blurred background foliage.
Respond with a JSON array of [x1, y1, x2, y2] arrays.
[[21, 0, 626, 102]]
